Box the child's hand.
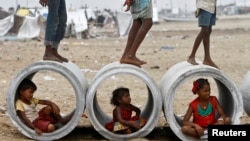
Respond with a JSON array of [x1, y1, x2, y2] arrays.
[[123, 0, 135, 12], [195, 9, 200, 17], [34, 127, 42, 135], [51, 103, 60, 115], [194, 124, 204, 136], [39, 0, 48, 7], [131, 121, 140, 129]]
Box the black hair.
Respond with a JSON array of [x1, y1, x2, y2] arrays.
[[192, 78, 210, 94], [17, 79, 37, 95], [110, 87, 129, 106]]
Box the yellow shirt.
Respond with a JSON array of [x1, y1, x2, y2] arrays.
[[196, 0, 217, 14], [16, 98, 39, 122]]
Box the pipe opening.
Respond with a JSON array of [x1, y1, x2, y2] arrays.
[[173, 77, 235, 127], [7, 61, 87, 140], [86, 62, 162, 140]]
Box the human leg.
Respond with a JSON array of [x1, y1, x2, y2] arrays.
[[53, 0, 68, 62], [181, 125, 201, 138], [202, 26, 218, 68], [120, 19, 144, 67], [121, 18, 153, 67], [43, 0, 67, 62], [187, 28, 204, 65]]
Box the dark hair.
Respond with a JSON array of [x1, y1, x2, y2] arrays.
[[17, 79, 37, 95], [111, 87, 129, 106], [192, 78, 209, 94]]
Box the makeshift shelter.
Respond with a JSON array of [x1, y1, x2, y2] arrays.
[[16, 8, 30, 17], [66, 9, 88, 39]]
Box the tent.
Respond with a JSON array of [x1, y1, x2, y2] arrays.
[[66, 9, 88, 39], [16, 8, 30, 17]]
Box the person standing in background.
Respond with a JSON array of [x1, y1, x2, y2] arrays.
[[39, 0, 68, 62], [120, 0, 153, 67], [187, 0, 218, 69]]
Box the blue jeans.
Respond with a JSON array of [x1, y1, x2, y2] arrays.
[[45, 0, 67, 49]]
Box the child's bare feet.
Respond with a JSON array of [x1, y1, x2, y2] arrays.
[[120, 56, 146, 67], [203, 60, 219, 69], [187, 57, 198, 65], [82, 113, 88, 118]]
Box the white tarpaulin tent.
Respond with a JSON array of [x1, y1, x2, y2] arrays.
[[0, 15, 14, 36], [17, 15, 43, 39], [67, 9, 88, 33]]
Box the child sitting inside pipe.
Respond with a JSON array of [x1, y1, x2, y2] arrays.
[[105, 87, 146, 134], [181, 78, 231, 139], [15, 79, 72, 135]]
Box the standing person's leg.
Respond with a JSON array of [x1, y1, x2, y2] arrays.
[[202, 25, 218, 68], [120, 1, 153, 67], [187, 27, 207, 65], [127, 18, 152, 63], [43, 0, 61, 62], [120, 19, 141, 64], [53, 0, 68, 62]]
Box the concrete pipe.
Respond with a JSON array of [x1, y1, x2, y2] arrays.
[[160, 61, 243, 141], [240, 71, 250, 116], [6, 61, 88, 141], [86, 61, 162, 140]]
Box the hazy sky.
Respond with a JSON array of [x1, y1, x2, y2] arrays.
[[0, 0, 242, 12]]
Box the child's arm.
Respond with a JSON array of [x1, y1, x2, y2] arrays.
[[182, 105, 196, 126], [16, 110, 42, 135], [38, 100, 60, 115], [182, 105, 203, 135], [214, 97, 226, 119], [130, 104, 141, 117]]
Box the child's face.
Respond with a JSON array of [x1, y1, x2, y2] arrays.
[[197, 84, 210, 100], [20, 88, 35, 101], [120, 92, 131, 105]]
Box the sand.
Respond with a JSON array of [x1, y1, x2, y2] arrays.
[[0, 14, 250, 141]]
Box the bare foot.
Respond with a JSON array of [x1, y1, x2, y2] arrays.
[[187, 57, 198, 65], [120, 56, 146, 67], [203, 61, 219, 69], [82, 113, 88, 118], [136, 57, 147, 65], [120, 58, 142, 67], [43, 53, 63, 63]]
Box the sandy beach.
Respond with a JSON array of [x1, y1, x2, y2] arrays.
[[0, 14, 250, 140]]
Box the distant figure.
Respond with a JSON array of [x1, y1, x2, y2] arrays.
[[105, 87, 146, 134], [16, 79, 72, 135], [187, 0, 219, 68], [39, 0, 68, 62], [120, 0, 153, 67], [181, 78, 231, 139]]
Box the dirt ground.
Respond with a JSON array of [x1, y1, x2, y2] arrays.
[[0, 14, 250, 141]]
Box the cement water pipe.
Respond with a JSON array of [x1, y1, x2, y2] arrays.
[[86, 61, 162, 140], [6, 61, 88, 141], [160, 61, 243, 141], [240, 71, 250, 116]]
